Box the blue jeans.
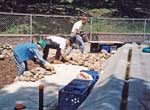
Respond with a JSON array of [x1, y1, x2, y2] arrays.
[[76, 34, 85, 53], [68, 33, 85, 54], [13, 55, 27, 76]]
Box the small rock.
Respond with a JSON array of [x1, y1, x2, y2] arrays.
[[77, 72, 93, 80], [100, 57, 106, 62], [38, 74, 44, 79], [84, 61, 90, 67], [88, 64, 95, 70], [23, 71, 33, 77], [35, 67, 46, 72], [65, 62, 70, 65], [2, 49, 8, 56], [78, 60, 84, 66], [94, 62, 100, 70], [0, 55, 4, 60], [53, 60, 62, 64], [24, 76, 30, 82], [69, 60, 78, 65], [44, 70, 56, 75], [101, 49, 109, 54], [18, 75, 26, 81], [30, 77, 37, 82], [33, 75, 39, 80], [30, 67, 46, 75]]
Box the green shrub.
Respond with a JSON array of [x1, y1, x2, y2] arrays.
[[4, 24, 30, 34]]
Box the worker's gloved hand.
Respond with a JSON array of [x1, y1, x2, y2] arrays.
[[44, 62, 55, 71]]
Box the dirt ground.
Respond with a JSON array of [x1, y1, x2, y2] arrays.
[[0, 37, 110, 89], [0, 37, 35, 89], [0, 57, 17, 89], [0, 57, 38, 89]]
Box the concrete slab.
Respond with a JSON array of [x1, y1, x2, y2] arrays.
[[128, 44, 150, 110], [0, 64, 87, 110], [78, 44, 132, 110]]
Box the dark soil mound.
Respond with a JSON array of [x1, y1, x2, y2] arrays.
[[0, 57, 17, 89]]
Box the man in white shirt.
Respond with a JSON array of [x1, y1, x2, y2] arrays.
[[37, 35, 71, 63], [68, 15, 87, 54]]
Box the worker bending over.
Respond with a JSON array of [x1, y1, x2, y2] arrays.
[[37, 35, 72, 63], [13, 42, 54, 76]]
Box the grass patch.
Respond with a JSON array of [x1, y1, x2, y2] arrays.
[[83, 19, 150, 33], [3, 24, 30, 34], [87, 8, 112, 17]]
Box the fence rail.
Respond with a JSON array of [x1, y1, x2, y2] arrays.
[[0, 12, 150, 41]]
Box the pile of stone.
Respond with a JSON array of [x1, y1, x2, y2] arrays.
[[17, 67, 56, 82], [0, 44, 13, 60], [67, 50, 111, 71]]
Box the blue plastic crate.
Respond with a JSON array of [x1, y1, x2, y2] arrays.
[[80, 70, 100, 85], [58, 79, 93, 110], [101, 45, 110, 52]]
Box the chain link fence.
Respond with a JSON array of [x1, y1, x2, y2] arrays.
[[0, 13, 30, 34], [0, 12, 150, 41], [32, 15, 79, 35], [90, 18, 150, 33]]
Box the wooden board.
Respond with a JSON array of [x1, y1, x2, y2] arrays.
[[89, 41, 124, 45]]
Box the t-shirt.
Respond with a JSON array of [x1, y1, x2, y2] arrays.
[[71, 20, 83, 33], [13, 43, 46, 64], [46, 36, 66, 49]]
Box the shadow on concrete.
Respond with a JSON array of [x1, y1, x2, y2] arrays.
[[1, 75, 149, 110], [78, 76, 150, 110], [78, 75, 124, 110], [128, 77, 150, 110], [0, 81, 62, 110]]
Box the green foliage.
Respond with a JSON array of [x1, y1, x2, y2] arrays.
[[84, 19, 150, 33], [4, 24, 30, 34], [87, 8, 112, 17], [61, 0, 73, 3]]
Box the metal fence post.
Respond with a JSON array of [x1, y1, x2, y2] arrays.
[[39, 85, 44, 110], [144, 19, 147, 41], [90, 17, 93, 41], [30, 14, 33, 42]]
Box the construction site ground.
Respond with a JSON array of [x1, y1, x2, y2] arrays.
[[0, 43, 150, 110]]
